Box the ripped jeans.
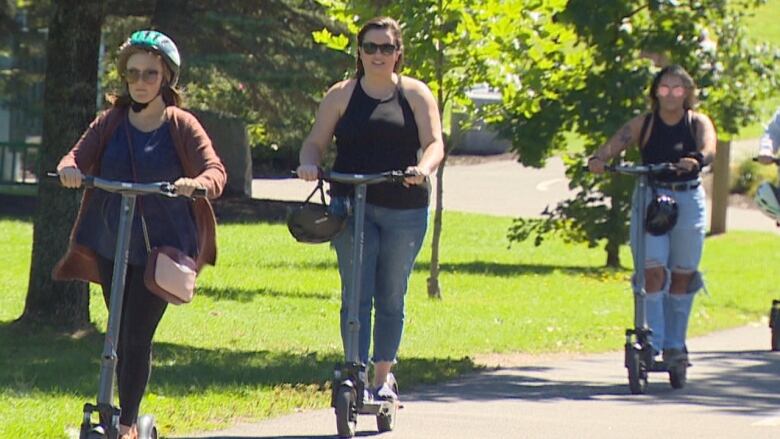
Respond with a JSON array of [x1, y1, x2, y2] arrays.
[[331, 197, 428, 364], [630, 182, 706, 352]]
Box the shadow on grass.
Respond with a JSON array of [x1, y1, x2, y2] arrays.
[[197, 285, 334, 302], [0, 193, 35, 221], [211, 197, 299, 225], [415, 261, 623, 278], [0, 193, 300, 225], [0, 321, 476, 398], [255, 260, 622, 279]]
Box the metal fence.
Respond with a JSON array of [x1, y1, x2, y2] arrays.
[[0, 141, 39, 185]]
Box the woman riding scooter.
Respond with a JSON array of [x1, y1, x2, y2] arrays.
[[588, 65, 717, 370], [54, 30, 225, 438]]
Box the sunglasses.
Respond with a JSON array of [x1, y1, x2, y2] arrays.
[[361, 42, 397, 55], [124, 68, 161, 85], [657, 85, 686, 98]]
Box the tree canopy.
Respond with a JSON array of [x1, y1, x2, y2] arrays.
[[502, 0, 780, 266]]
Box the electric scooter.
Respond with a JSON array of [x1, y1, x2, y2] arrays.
[[589, 162, 688, 394], [752, 156, 780, 352], [51, 173, 205, 439], [318, 169, 409, 438]]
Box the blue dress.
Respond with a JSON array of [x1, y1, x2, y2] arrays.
[[75, 119, 199, 266]]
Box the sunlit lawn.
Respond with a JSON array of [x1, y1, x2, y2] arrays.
[[1, 212, 779, 437]]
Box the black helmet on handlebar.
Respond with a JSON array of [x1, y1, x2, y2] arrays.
[[645, 193, 678, 236], [287, 204, 347, 243], [287, 180, 347, 244]]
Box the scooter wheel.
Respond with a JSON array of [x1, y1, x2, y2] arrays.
[[771, 301, 780, 351], [79, 423, 105, 439], [335, 385, 357, 438], [376, 409, 395, 432], [78, 425, 93, 439], [377, 374, 399, 432], [81, 426, 104, 439], [669, 362, 687, 389], [137, 414, 158, 439], [626, 346, 648, 395]]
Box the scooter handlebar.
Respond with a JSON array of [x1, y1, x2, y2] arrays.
[[46, 172, 207, 199], [291, 168, 413, 185], [753, 156, 780, 166], [321, 170, 410, 185], [583, 162, 679, 176]]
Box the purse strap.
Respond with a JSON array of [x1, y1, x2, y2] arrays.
[[123, 116, 158, 255], [304, 178, 327, 206]]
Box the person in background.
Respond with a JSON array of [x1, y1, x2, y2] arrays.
[[588, 64, 716, 368]]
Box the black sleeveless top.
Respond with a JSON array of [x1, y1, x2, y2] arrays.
[[331, 78, 429, 209], [641, 110, 700, 182]]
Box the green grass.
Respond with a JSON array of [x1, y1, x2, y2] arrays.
[[2, 214, 780, 437], [744, 0, 780, 47]]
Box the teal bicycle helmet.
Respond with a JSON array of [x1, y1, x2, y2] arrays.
[[118, 30, 181, 86]]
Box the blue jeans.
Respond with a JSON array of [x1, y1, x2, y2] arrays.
[[630, 182, 706, 352], [332, 199, 428, 364]]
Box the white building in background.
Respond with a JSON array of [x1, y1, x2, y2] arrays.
[[0, 11, 44, 184], [0, 40, 21, 183]]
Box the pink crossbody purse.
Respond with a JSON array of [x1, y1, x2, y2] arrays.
[[125, 118, 197, 305]]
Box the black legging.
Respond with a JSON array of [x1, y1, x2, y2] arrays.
[[96, 255, 168, 426]]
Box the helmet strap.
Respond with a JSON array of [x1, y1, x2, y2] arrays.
[[130, 87, 163, 113], [130, 100, 150, 113]]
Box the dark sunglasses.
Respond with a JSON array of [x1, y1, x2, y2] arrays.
[[124, 68, 161, 85], [361, 42, 397, 55], [657, 85, 686, 98]]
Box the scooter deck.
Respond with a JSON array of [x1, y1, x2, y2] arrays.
[[647, 359, 692, 372], [359, 399, 397, 415]]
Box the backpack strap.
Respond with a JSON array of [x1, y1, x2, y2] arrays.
[[639, 112, 653, 148], [687, 109, 699, 149]]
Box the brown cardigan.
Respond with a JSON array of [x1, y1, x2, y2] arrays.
[[53, 106, 227, 284]]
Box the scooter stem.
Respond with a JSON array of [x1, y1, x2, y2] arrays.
[[345, 184, 367, 364], [97, 194, 136, 405], [633, 175, 648, 331]]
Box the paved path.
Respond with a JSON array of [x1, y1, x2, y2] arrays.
[[175, 325, 780, 439]]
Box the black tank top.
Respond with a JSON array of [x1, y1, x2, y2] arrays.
[[641, 110, 700, 182], [332, 78, 428, 209]]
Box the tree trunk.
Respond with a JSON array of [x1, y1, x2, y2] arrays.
[[150, 0, 188, 47], [18, 0, 105, 331], [426, 10, 446, 300], [426, 153, 446, 299], [105, 0, 155, 16], [0, 0, 15, 33], [605, 237, 621, 268]]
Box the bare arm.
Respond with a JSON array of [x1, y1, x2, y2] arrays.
[[695, 113, 717, 163], [592, 116, 644, 161], [404, 78, 444, 183], [587, 115, 644, 173], [297, 80, 353, 180]]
